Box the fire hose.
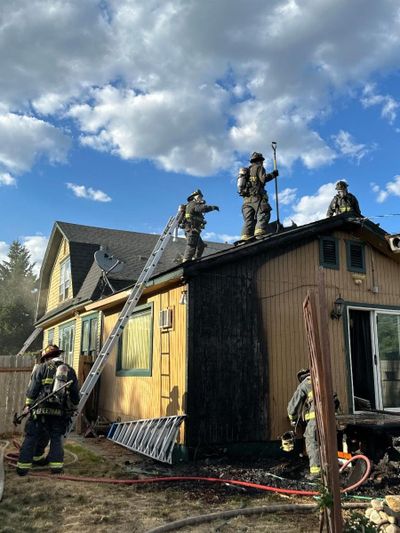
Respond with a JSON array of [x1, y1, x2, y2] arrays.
[[5, 445, 371, 496]]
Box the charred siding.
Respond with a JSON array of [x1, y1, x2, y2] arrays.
[[186, 256, 269, 446]]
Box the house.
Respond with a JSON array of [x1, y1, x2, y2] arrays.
[[34, 220, 228, 419], [35, 214, 400, 455]]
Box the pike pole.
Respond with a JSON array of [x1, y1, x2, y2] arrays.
[[271, 141, 280, 231]]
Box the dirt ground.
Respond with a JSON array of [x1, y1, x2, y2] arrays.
[[0, 435, 391, 533]]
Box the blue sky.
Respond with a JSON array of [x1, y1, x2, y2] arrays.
[[1, 0, 400, 274]]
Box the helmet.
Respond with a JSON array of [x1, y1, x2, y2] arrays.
[[335, 180, 348, 191], [40, 344, 64, 362], [249, 152, 265, 163], [238, 167, 248, 176], [297, 368, 310, 382], [187, 189, 203, 202]]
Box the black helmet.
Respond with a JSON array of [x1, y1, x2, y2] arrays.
[[297, 368, 310, 382], [335, 180, 348, 191], [187, 189, 203, 202], [250, 152, 265, 163]]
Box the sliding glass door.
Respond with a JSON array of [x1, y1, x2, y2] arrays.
[[376, 312, 400, 409]]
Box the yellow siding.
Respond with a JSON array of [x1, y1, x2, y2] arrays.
[[98, 285, 187, 442], [46, 238, 72, 313], [261, 231, 400, 438]]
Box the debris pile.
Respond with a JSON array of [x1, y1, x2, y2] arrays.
[[365, 496, 400, 531]]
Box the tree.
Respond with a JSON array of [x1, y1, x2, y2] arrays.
[[0, 241, 39, 354]]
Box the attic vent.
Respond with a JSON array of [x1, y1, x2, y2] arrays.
[[319, 237, 339, 269], [159, 308, 173, 329], [346, 241, 365, 273]]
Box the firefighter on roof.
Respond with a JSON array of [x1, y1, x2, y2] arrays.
[[16, 344, 80, 476], [326, 180, 361, 217], [239, 152, 279, 241], [182, 189, 219, 262]]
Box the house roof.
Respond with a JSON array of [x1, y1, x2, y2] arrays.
[[179, 214, 397, 275], [35, 220, 229, 324]]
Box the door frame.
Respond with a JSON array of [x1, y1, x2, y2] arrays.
[[345, 303, 400, 412]]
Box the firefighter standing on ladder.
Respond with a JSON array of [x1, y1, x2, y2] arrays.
[[181, 189, 219, 262], [16, 344, 80, 476]]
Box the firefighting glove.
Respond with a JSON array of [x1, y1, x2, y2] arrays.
[[212, 206, 220, 211], [272, 169, 279, 178]]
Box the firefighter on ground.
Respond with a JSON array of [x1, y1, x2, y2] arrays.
[[16, 344, 80, 476], [238, 152, 279, 241], [287, 369, 320, 478], [326, 180, 361, 218], [182, 189, 219, 262]]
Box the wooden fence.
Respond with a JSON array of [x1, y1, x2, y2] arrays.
[[0, 355, 35, 435]]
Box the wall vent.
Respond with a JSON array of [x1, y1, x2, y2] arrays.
[[159, 308, 173, 329]]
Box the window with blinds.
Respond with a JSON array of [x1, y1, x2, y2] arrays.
[[117, 305, 153, 376]]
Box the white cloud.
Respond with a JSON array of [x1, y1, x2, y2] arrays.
[[283, 182, 336, 226], [0, 241, 8, 263], [0, 235, 48, 275], [275, 187, 297, 205], [66, 182, 112, 202], [203, 231, 240, 244], [0, 113, 70, 174], [22, 235, 49, 276], [1, 1, 400, 176], [0, 172, 16, 186], [332, 130, 372, 163], [372, 176, 400, 203], [361, 84, 399, 124]]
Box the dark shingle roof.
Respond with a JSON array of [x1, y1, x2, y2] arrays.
[[36, 221, 229, 322]]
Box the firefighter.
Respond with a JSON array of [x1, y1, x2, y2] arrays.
[[287, 369, 321, 478], [182, 189, 219, 262], [239, 152, 279, 241], [326, 180, 361, 218], [16, 344, 80, 476]]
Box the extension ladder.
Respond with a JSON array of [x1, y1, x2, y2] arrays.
[[108, 415, 186, 464], [17, 327, 43, 356], [67, 206, 185, 433]]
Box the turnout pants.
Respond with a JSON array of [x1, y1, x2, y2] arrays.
[[241, 195, 271, 240], [183, 228, 205, 261], [304, 419, 321, 475], [17, 415, 67, 473]]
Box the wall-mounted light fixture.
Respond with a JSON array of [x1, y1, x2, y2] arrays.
[[179, 289, 187, 305], [331, 296, 345, 320]]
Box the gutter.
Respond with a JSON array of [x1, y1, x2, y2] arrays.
[[35, 299, 88, 329]]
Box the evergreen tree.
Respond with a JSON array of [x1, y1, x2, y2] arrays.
[[0, 241, 39, 354]]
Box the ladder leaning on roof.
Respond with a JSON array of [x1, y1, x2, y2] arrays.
[[16, 327, 43, 356], [66, 205, 186, 435]]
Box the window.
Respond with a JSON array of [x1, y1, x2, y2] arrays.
[[319, 237, 339, 269], [346, 240, 365, 273], [59, 322, 75, 366], [117, 305, 153, 376], [81, 314, 99, 356], [47, 328, 54, 345], [59, 257, 71, 301]]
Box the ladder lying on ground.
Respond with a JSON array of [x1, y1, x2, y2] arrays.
[[108, 415, 186, 464], [67, 205, 185, 435]]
